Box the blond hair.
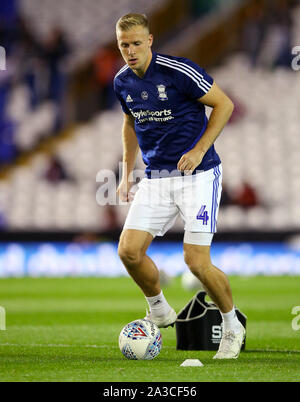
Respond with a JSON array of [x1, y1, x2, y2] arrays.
[[116, 13, 149, 32]]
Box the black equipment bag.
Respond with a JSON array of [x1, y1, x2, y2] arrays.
[[176, 291, 247, 351]]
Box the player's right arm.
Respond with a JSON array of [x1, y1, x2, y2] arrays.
[[117, 113, 139, 202]]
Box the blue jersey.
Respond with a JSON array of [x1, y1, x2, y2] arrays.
[[113, 51, 221, 178]]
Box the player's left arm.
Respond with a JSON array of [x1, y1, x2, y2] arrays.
[[177, 81, 234, 173]]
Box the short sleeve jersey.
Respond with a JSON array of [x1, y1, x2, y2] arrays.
[[113, 52, 221, 178]]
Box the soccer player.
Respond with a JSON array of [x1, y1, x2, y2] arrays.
[[114, 13, 245, 359]]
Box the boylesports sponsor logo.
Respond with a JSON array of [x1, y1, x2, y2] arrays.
[[130, 108, 174, 123]]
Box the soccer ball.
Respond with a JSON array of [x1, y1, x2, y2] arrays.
[[119, 319, 162, 360], [181, 270, 204, 291]]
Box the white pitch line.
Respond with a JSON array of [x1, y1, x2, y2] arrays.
[[246, 348, 300, 354], [0, 343, 175, 349], [0, 343, 114, 349], [1, 344, 299, 354]]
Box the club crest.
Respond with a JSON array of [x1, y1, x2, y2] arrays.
[[157, 84, 168, 101]]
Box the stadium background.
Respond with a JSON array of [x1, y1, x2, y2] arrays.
[[1, 0, 300, 278]]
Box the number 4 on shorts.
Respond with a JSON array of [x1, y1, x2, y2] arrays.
[[196, 205, 209, 225]]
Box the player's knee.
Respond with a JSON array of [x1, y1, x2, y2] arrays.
[[184, 250, 211, 279], [118, 243, 143, 268]]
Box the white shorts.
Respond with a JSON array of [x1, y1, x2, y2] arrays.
[[123, 165, 222, 246]]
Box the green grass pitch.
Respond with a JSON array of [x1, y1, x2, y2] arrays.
[[0, 275, 300, 382]]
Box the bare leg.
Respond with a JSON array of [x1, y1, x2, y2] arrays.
[[118, 229, 160, 297], [183, 243, 233, 313]]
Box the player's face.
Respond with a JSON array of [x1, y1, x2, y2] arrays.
[[117, 26, 153, 76]]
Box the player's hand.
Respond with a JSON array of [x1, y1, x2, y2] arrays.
[[177, 149, 204, 175], [117, 179, 134, 202]]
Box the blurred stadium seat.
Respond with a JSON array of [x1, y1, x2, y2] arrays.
[[19, 0, 169, 64], [1, 0, 300, 236]]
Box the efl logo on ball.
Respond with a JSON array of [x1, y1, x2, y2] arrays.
[[119, 319, 162, 360]]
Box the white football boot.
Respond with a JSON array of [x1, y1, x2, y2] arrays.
[[144, 307, 177, 328], [213, 322, 246, 359]]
